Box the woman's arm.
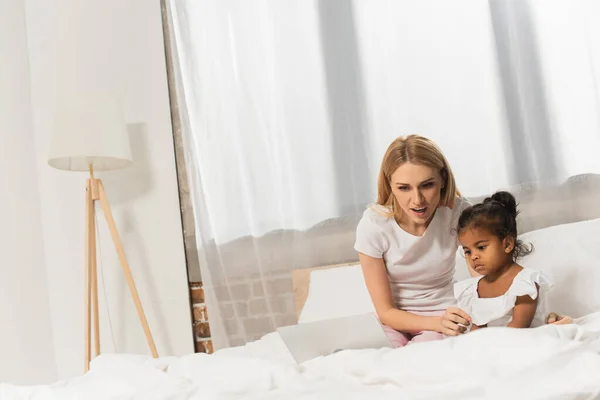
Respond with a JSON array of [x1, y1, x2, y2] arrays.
[[507, 294, 538, 328], [359, 253, 470, 335]]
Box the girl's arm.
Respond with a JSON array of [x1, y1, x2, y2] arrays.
[[359, 253, 470, 335], [507, 292, 538, 328]]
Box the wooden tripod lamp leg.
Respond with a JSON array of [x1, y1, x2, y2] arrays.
[[90, 181, 101, 358], [97, 180, 159, 358], [84, 180, 92, 373]]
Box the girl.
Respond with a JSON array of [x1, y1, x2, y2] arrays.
[[355, 135, 569, 348], [454, 191, 552, 329]]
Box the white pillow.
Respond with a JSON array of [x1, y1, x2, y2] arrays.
[[298, 264, 375, 324], [517, 218, 600, 318], [299, 218, 600, 323]]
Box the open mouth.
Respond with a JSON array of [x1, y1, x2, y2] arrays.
[[410, 207, 428, 217]]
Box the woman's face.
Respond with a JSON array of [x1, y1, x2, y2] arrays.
[[390, 162, 444, 226]]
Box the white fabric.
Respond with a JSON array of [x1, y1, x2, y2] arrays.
[[3, 313, 600, 399], [167, 0, 600, 244], [354, 198, 469, 312], [48, 91, 132, 172], [165, 0, 600, 348], [455, 268, 552, 327], [519, 219, 600, 318]]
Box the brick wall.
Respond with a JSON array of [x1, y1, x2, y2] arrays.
[[190, 271, 298, 349], [214, 270, 297, 346], [190, 282, 213, 353]]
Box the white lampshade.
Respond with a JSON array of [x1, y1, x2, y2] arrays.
[[48, 95, 133, 172]]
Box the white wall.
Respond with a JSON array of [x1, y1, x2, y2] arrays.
[[25, 0, 194, 380], [0, 0, 57, 385]]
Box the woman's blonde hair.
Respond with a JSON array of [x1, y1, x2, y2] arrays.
[[376, 135, 460, 221]]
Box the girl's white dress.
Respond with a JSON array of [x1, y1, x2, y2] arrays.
[[454, 268, 552, 327]]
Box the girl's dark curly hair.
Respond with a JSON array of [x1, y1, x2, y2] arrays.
[[457, 191, 533, 261]]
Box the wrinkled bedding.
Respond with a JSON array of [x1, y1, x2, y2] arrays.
[[3, 312, 600, 400]]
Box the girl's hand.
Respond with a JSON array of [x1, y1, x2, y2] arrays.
[[546, 312, 573, 325], [437, 307, 472, 336]]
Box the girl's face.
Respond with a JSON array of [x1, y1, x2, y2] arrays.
[[459, 227, 515, 276], [390, 162, 444, 227]]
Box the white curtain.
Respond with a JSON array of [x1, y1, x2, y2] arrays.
[[165, 0, 600, 348]]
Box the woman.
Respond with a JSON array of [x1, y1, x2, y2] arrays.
[[354, 135, 570, 347]]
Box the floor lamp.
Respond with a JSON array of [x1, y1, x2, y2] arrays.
[[48, 101, 159, 373]]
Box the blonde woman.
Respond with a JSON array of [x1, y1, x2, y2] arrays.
[[354, 135, 570, 347]]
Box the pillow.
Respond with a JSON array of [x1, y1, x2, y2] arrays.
[[298, 264, 375, 323], [517, 218, 600, 318]]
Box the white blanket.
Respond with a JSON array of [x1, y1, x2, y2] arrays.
[[3, 313, 600, 400]]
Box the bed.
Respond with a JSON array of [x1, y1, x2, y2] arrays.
[[3, 218, 600, 399]]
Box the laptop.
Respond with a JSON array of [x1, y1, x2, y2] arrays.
[[277, 313, 393, 364]]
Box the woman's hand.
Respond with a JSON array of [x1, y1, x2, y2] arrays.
[[546, 312, 573, 325], [436, 307, 472, 336]]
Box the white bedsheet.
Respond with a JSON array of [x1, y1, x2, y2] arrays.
[[3, 312, 600, 400]]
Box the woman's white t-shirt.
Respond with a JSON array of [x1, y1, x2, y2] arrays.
[[354, 197, 470, 312]]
